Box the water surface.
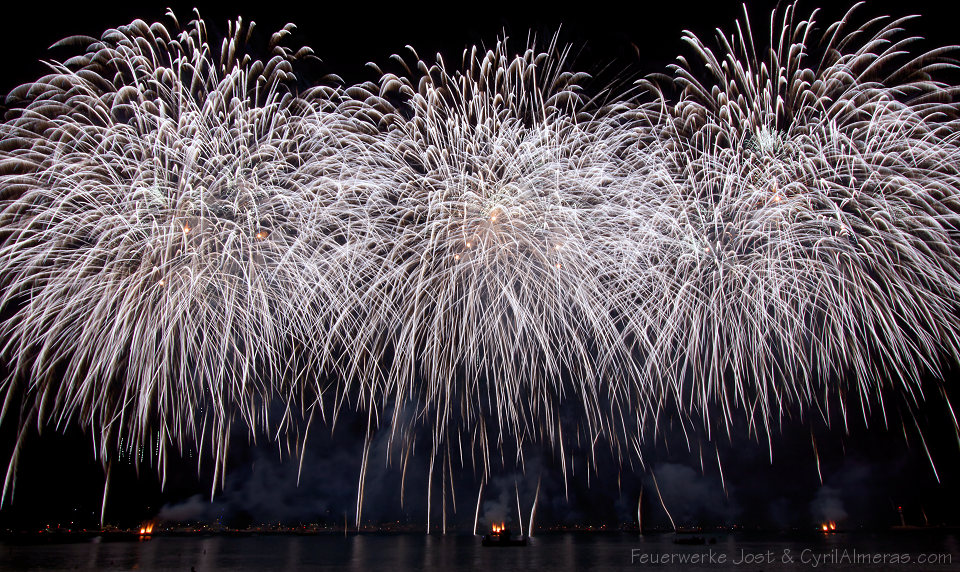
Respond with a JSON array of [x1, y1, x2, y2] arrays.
[[2, 530, 959, 571]]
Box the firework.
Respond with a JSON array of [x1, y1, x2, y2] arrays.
[[0, 13, 376, 500], [634, 3, 960, 448], [0, 2, 958, 522]]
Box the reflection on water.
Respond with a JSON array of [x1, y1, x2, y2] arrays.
[[1, 531, 959, 571]]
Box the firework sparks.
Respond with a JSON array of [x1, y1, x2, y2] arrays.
[[0, 2, 959, 523]]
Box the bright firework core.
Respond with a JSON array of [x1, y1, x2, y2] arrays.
[[0, 2, 959, 527]]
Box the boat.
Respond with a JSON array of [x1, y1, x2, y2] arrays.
[[481, 524, 527, 547]]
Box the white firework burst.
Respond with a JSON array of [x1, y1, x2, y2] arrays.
[[0, 13, 374, 498], [0, 1, 958, 523], [637, 3, 960, 446], [362, 38, 638, 464]]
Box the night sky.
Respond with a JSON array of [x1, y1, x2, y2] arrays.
[[1, 0, 960, 534]]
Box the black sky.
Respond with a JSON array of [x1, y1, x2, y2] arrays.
[[1, 0, 960, 532], [2, 0, 960, 95]]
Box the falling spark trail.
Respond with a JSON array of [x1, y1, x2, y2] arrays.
[[716, 446, 727, 497], [812, 433, 823, 485], [515, 480, 523, 536], [637, 487, 643, 533], [356, 437, 371, 528], [442, 462, 447, 535], [652, 470, 676, 532], [474, 482, 483, 536], [426, 451, 435, 535], [528, 476, 541, 538], [100, 462, 111, 527], [915, 421, 942, 484]]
